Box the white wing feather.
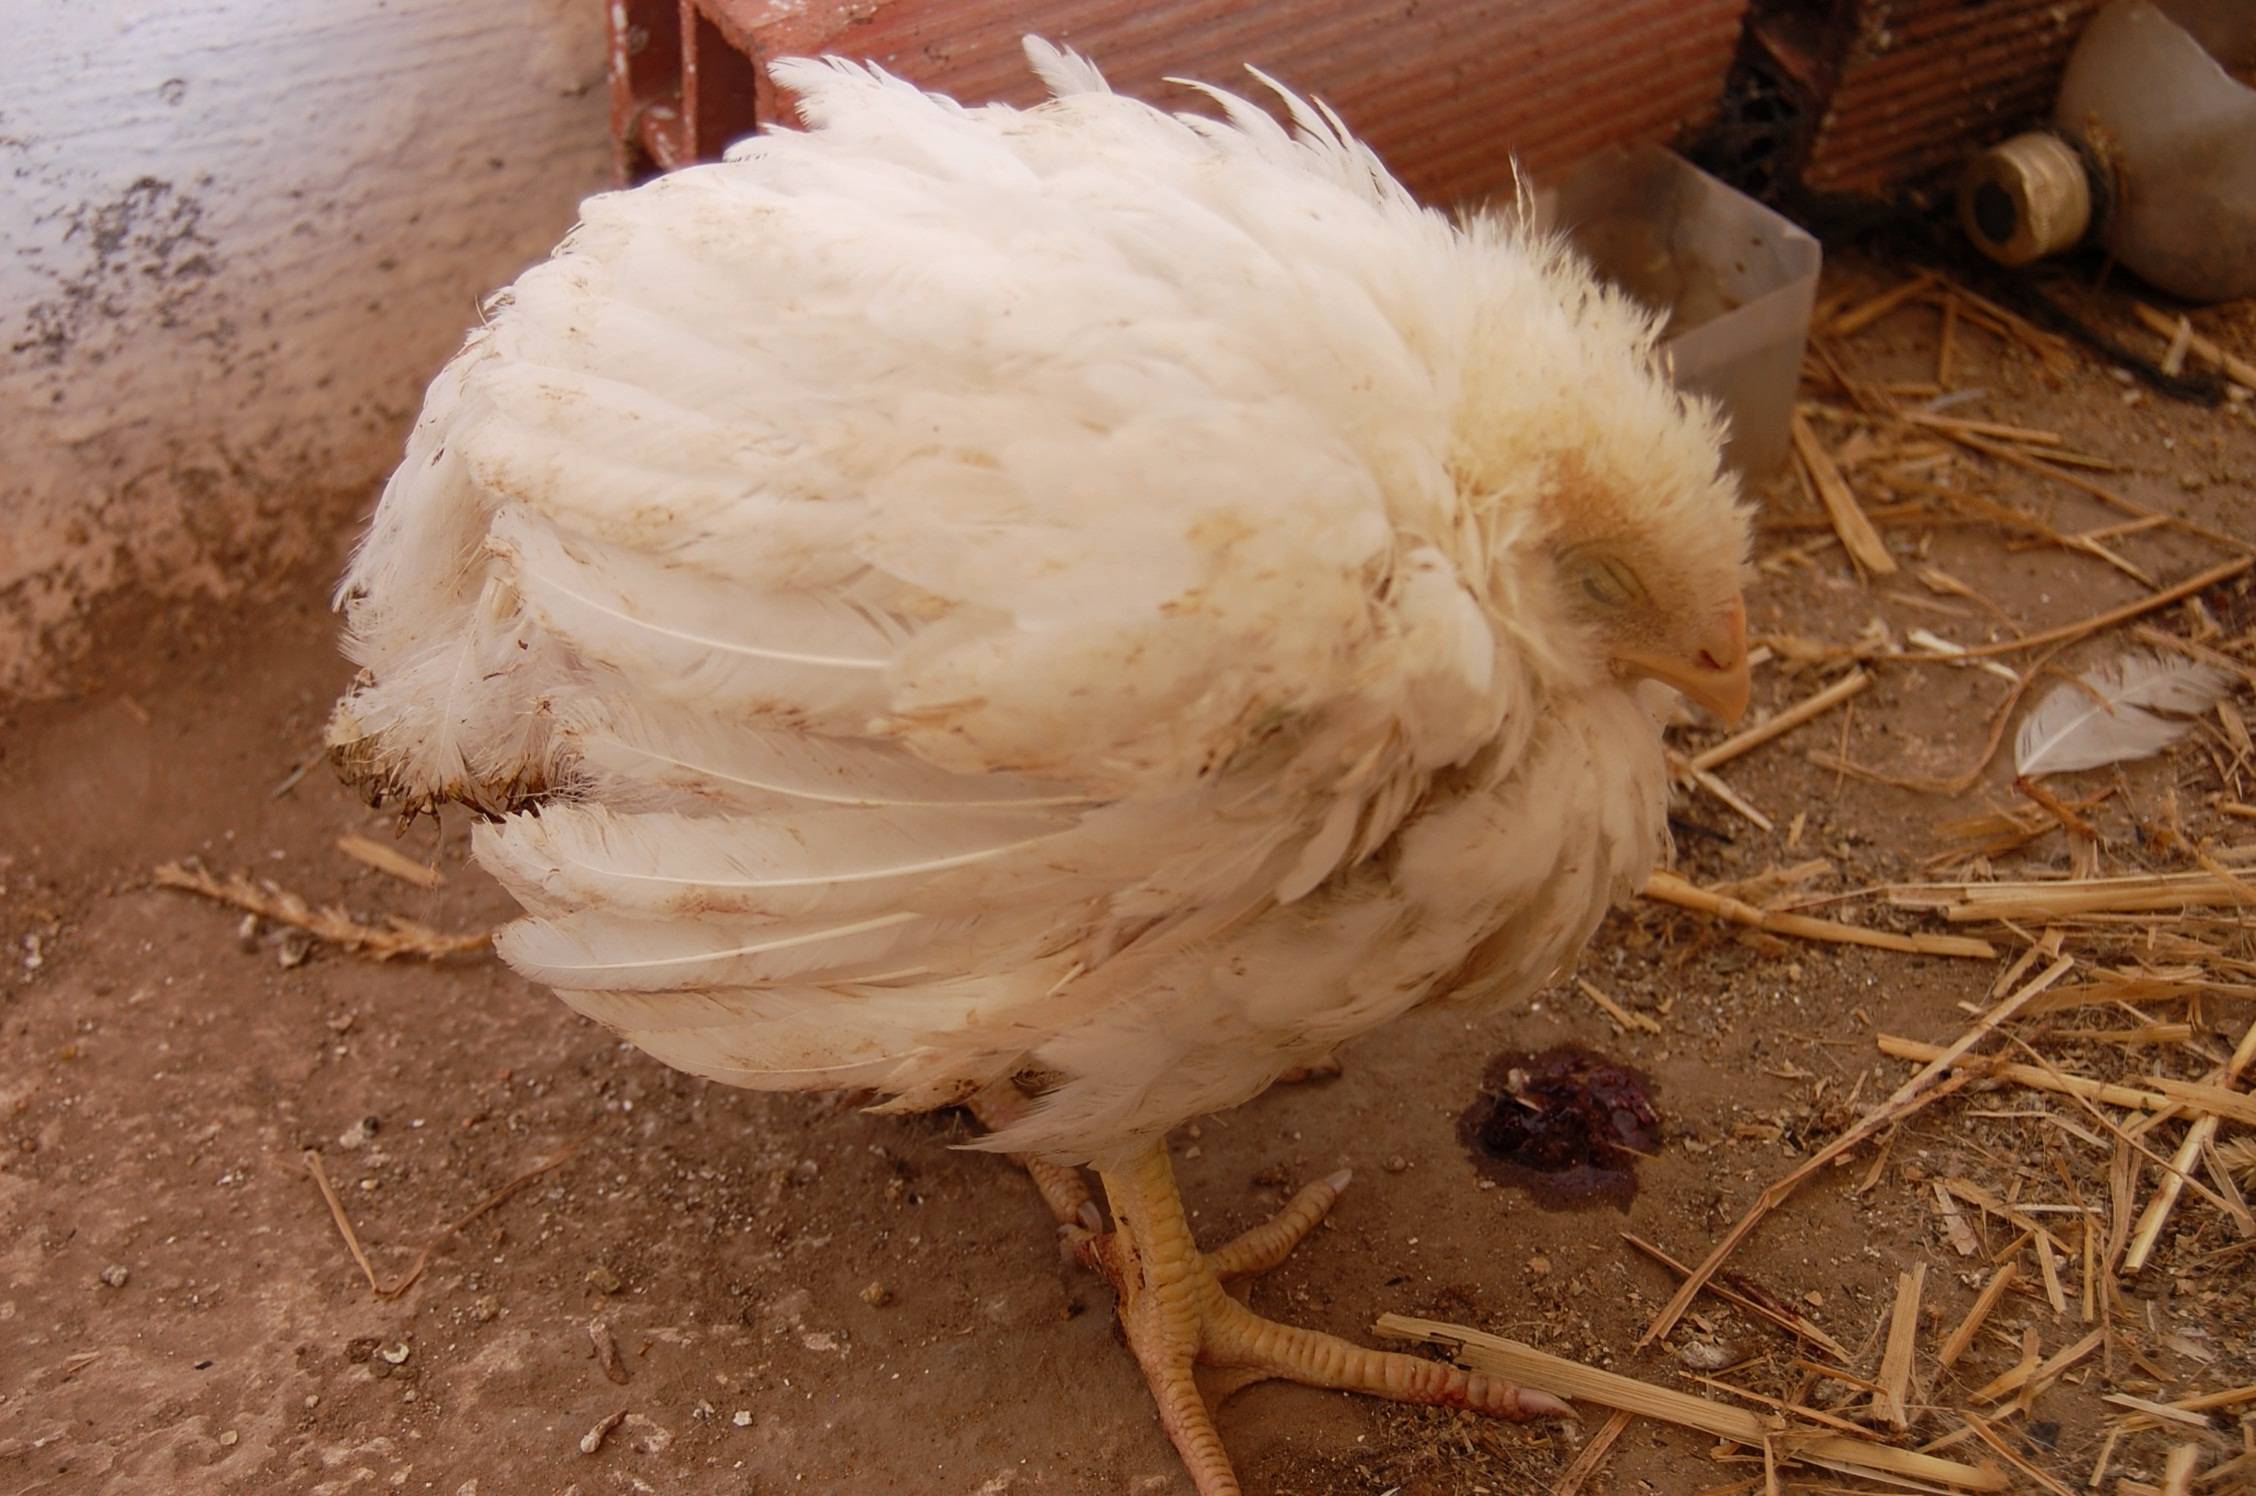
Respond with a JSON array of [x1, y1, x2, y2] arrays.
[[488, 510, 900, 725], [500, 909, 963, 992], [2014, 652, 2232, 777], [561, 699, 1093, 813], [474, 803, 1097, 920]]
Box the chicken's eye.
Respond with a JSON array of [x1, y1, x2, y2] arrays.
[[1569, 552, 1646, 610]]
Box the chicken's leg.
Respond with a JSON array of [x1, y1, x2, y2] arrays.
[[1086, 1143, 1568, 1496], [969, 1082, 1101, 1240]]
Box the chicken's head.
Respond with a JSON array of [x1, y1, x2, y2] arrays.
[[1452, 228, 1754, 726], [1543, 457, 1751, 726]]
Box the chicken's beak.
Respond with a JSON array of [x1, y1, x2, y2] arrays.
[[1617, 596, 1750, 726]]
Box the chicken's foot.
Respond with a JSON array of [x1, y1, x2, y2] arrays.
[[968, 1082, 1101, 1244], [1086, 1143, 1569, 1496], [1273, 1051, 1343, 1085]]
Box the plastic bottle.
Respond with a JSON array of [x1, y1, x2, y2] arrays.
[[1959, 0, 2256, 303]]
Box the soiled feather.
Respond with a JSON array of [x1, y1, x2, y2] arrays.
[[474, 802, 1101, 920], [489, 509, 901, 723], [558, 699, 1094, 814], [2014, 651, 2233, 777], [499, 907, 968, 992]]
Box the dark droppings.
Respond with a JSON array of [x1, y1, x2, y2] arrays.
[[1457, 1046, 1660, 1210]]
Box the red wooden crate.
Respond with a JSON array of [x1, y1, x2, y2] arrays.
[[606, 0, 1749, 204]]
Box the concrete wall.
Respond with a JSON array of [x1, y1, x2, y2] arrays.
[[2, 0, 615, 695]]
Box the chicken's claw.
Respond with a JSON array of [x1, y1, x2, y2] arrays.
[[1088, 1145, 1570, 1496]]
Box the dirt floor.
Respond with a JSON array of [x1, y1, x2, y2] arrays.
[[4, 253, 2254, 1495]]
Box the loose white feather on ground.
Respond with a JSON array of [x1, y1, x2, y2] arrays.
[[2014, 651, 2233, 777]]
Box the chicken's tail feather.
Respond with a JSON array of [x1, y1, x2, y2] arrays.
[[1022, 36, 1112, 98]]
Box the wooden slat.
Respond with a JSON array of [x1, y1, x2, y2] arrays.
[[1376, 1314, 2009, 1491]]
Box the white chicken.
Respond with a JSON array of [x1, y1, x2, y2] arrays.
[[331, 39, 1750, 1494]]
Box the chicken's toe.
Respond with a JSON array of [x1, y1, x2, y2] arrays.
[[1275, 1052, 1345, 1085], [1206, 1168, 1350, 1279], [969, 1082, 1099, 1251], [1087, 1143, 1569, 1496]]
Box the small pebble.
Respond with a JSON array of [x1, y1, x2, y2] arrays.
[[1811, 1377, 1855, 1409], [379, 1342, 411, 1365], [859, 1281, 893, 1308], [1383, 1155, 1409, 1174], [470, 1294, 500, 1323], [732, 1410, 752, 1428], [585, 1264, 623, 1295], [590, 1319, 629, 1385], [219, 1431, 239, 1447], [277, 931, 314, 968], [337, 1117, 378, 1150], [98, 1265, 130, 1288]]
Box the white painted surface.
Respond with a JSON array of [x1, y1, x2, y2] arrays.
[[2, 0, 614, 692]]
